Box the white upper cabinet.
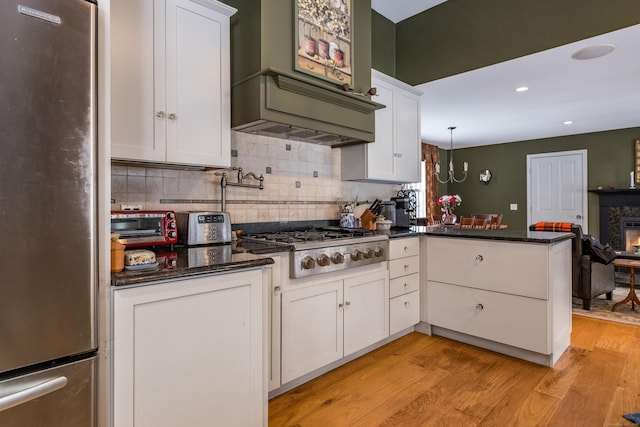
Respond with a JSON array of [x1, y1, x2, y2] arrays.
[[340, 69, 423, 183], [110, 0, 235, 168]]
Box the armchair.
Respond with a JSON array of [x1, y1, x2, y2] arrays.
[[529, 223, 615, 310]]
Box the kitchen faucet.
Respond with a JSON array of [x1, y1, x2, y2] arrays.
[[214, 167, 264, 211]]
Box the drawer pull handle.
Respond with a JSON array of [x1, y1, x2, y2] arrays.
[[475, 303, 484, 311], [404, 246, 408, 251], [403, 283, 408, 288], [475, 255, 484, 263], [404, 264, 410, 270]]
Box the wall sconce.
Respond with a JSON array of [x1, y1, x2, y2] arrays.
[[479, 169, 492, 185]]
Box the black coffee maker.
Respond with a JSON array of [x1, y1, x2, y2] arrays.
[[391, 192, 415, 228]]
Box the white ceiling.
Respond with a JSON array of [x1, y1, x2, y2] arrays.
[[372, 2, 640, 149], [371, 0, 446, 24]]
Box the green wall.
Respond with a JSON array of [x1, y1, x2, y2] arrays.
[[395, 0, 640, 85], [371, 11, 396, 77], [442, 127, 640, 234]]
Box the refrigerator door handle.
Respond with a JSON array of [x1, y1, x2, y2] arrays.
[[0, 376, 68, 412]]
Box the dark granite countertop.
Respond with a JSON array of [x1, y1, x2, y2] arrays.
[[385, 226, 574, 244], [111, 240, 290, 287]]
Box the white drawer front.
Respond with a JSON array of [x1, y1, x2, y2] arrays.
[[390, 290, 420, 335], [389, 273, 420, 298], [427, 281, 549, 354], [389, 255, 420, 279], [426, 237, 548, 299], [389, 237, 420, 259]]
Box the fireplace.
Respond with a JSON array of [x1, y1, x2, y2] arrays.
[[590, 189, 640, 250], [621, 217, 640, 252]]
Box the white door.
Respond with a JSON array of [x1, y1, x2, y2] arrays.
[[527, 150, 588, 230]]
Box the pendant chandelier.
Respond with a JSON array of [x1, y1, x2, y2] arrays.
[[435, 126, 468, 183]]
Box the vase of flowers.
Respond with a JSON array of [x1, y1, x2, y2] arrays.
[[437, 194, 462, 224]]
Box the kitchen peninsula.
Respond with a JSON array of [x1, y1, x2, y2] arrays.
[[410, 227, 574, 367]]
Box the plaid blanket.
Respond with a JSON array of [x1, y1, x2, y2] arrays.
[[533, 222, 574, 232]]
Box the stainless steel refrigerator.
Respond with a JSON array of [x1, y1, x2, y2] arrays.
[[0, 0, 98, 425]]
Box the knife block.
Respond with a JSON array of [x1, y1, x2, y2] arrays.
[[360, 209, 377, 230]]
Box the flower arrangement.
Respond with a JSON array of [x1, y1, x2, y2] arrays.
[[437, 194, 462, 213]]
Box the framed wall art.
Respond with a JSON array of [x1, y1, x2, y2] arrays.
[[294, 0, 352, 86]]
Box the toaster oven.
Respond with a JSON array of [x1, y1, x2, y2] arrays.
[[110, 210, 178, 247]]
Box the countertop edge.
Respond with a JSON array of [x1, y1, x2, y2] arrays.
[[111, 257, 274, 287], [385, 227, 574, 244]]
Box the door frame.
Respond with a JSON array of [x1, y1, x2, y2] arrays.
[[526, 149, 588, 232]]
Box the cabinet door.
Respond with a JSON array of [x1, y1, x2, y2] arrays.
[[366, 77, 396, 181], [165, 0, 231, 167], [113, 270, 264, 427], [111, 0, 164, 162], [394, 90, 421, 183], [281, 281, 343, 384], [343, 270, 389, 356]]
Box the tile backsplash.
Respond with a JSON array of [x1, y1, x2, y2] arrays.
[[111, 131, 400, 223]]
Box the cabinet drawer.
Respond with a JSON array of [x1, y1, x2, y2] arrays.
[[389, 238, 420, 259], [389, 255, 420, 279], [390, 290, 420, 335], [427, 281, 549, 354], [426, 237, 548, 299], [389, 273, 419, 298]]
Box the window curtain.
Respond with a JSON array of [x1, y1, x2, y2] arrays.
[[422, 143, 440, 220]]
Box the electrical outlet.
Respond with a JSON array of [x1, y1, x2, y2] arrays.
[[510, 203, 518, 211], [121, 204, 143, 211]]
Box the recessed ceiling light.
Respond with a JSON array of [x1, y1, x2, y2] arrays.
[[563, 121, 574, 125], [571, 43, 616, 60], [515, 86, 529, 92]]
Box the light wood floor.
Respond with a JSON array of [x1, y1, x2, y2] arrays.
[[269, 315, 640, 427]]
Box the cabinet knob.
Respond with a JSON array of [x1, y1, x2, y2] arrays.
[[338, 303, 344, 309], [475, 255, 484, 263], [475, 303, 484, 311], [404, 301, 410, 307], [168, 113, 177, 120], [273, 286, 281, 292], [345, 301, 351, 306], [394, 153, 402, 158], [156, 111, 165, 119]]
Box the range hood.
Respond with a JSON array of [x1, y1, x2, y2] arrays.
[[232, 68, 384, 147], [226, 0, 380, 147]]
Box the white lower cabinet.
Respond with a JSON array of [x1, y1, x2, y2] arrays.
[[388, 237, 420, 335], [280, 270, 389, 384], [112, 269, 265, 427], [426, 236, 572, 366]]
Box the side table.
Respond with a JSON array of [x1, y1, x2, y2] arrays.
[[612, 258, 640, 312]]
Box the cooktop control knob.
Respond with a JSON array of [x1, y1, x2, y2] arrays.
[[350, 250, 363, 261], [363, 248, 374, 259], [317, 254, 330, 267], [168, 222, 176, 229], [301, 256, 316, 270], [168, 231, 177, 238], [331, 252, 344, 264], [374, 247, 385, 257], [166, 212, 175, 220]]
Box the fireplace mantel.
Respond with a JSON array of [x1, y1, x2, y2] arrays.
[[589, 188, 640, 206], [590, 189, 640, 246]]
